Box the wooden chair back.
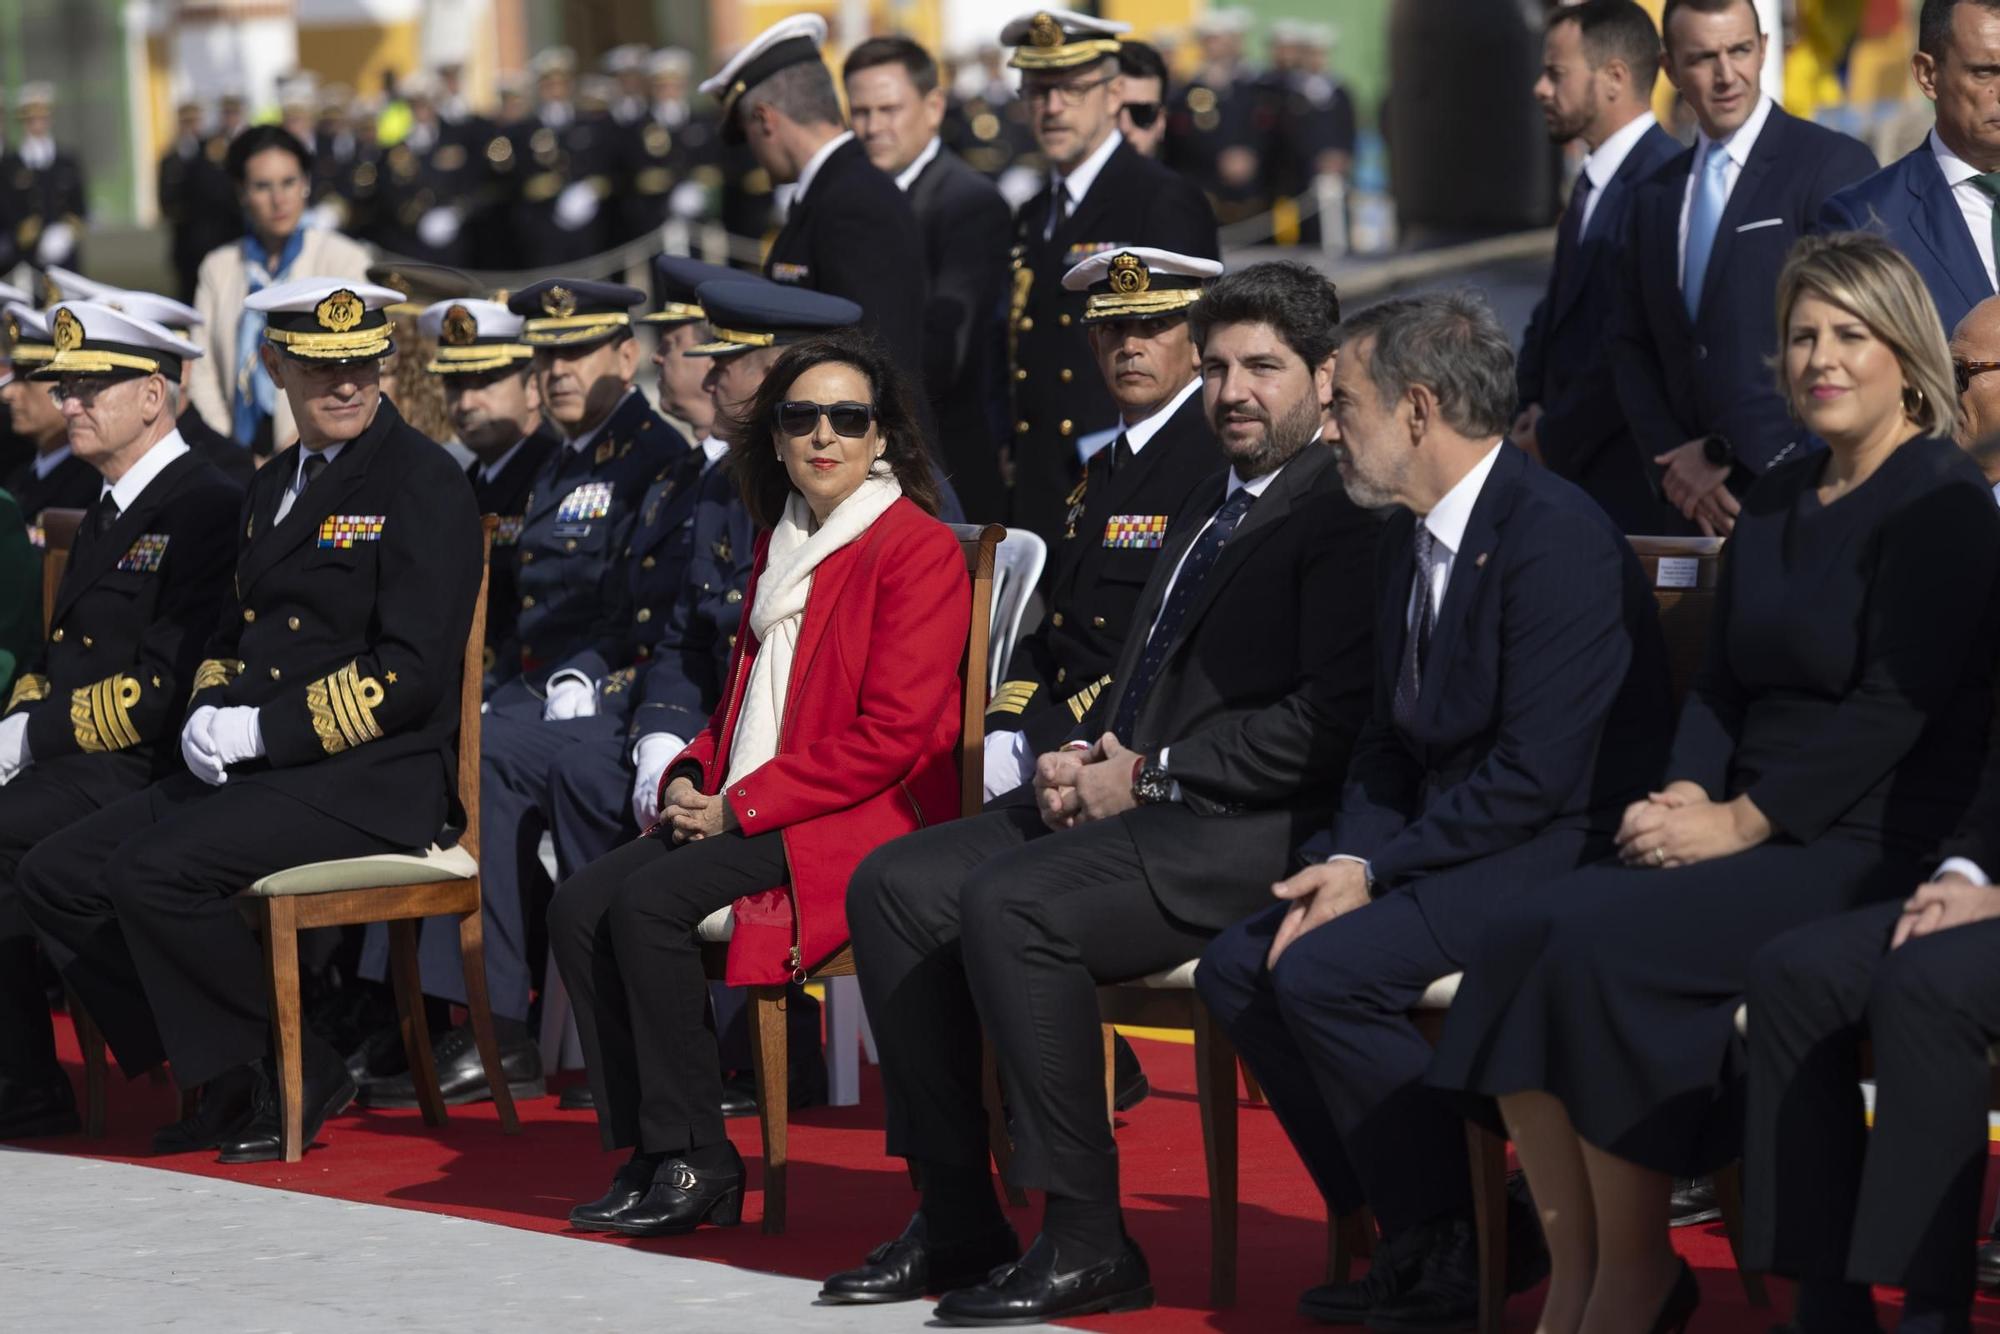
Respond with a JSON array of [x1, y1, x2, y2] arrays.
[[37, 506, 85, 638], [453, 517, 497, 862], [949, 523, 1004, 818], [1627, 536, 1724, 705]]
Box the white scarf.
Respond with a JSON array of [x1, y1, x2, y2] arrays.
[[723, 471, 902, 787]]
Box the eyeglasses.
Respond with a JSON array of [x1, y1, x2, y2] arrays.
[[1956, 358, 2000, 395], [775, 400, 877, 438], [1123, 101, 1162, 129], [1019, 74, 1113, 108], [47, 376, 139, 407]]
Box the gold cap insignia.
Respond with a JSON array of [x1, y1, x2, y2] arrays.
[[52, 307, 83, 352], [544, 285, 577, 318], [442, 304, 477, 346], [1028, 12, 1063, 48], [316, 289, 364, 333], [1107, 253, 1149, 295], [39, 273, 60, 305]]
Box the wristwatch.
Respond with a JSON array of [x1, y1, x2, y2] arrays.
[[1131, 754, 1174, 805], [1701, 434, 1735, 470]]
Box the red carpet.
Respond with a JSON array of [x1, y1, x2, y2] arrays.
[[32, 1013, 2000, 1331]]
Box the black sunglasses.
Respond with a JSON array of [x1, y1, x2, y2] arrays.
[[1123, 101, 1162, 129], [1956, 358, 2000, 396], [775, 399, 877, 438]]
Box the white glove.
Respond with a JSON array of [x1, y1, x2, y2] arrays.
[[0, 713, 31, 785], [543, 672, 599, 721], [668, 179, 709, 220], [34, 221, 76, 268], [417, 206, 462, 249], [631, 732, 683, 828], [553, 180, 601, 231], [181, 705, 228, 785], [981, 728, 1036, 803], [208, 705, 265, 767]]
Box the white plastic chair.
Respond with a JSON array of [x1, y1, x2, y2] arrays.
[[988, 527, 1048, 696]]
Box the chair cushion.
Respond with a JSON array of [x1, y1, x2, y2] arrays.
[[698, 905, 735, 942], [246, 843, 478, 897], [1414, 972, 1462, 1010]]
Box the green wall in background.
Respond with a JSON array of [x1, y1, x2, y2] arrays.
[[1242, 0, 1394, 127]]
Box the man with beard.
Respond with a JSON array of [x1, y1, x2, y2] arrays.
[[1513, 0, 1680, 532], [1194, 292, 1673, 1329], [821, 261, 1380, 1325]]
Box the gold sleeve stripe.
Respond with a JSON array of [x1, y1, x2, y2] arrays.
[[191, 658, 242, 696], [1065, 675, 1114, 722], [72, 675, 142, 753], [986, 681, 1039, 717], [6, 673, 49, 712], [309, 660, 387, 754]]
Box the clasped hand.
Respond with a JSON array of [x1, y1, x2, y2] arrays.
[[180, 705, 265, 786], [1265, 858, 1371, 971], [1892, 873, 2000, 948], [1033, 733, 1140, 831], [661, 776, 733, 843], [1655, 439, 1740, 537], [1615, 780, 1770, 869]]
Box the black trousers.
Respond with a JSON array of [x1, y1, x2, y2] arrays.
[[0, 752, 151, 1088], [1743, 898, 2000, 1300], [546, 828, 788, 1154], [16, 773, 396, 1088], [847, 799, 1211, 1202]]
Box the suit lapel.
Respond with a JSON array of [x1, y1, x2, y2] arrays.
[[1114, 474, 1220, 681], [1908, 147, 1996, 308], [235, 410, 390, 596], [1056, 141, 1133, 250], [1413, 446, 1521, 716]]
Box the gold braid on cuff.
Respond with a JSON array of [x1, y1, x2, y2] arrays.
[[190, 658, 242, 697], [71, 675, 143, 753], [1066, 674, 1113, 722], [307, 659, 387, 754], [6, 672, 49, 713]]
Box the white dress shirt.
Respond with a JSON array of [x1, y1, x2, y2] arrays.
[[894, 136, 944, 194], [796, 130, 856, 201], [273, 440, 347, 524], [100, 433, 191, 514], [1578, 112, 1658, 237], [1044, 129, 1124, 239], [1678, 93, 1776, 286], [1929, 129, 1999, 291], [698, 433, 730, 467]]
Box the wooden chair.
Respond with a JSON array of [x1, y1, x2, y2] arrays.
[[696, 521, 1004, 1235], [81, 517, 521, 1161], [36, 507, 84, 633]]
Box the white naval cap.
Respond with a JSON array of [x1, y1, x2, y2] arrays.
[[245, 278, 406, 361], [603, 44, 649, 75], [15, 82, 55, 111], [420, 299, 534, 375], [698, 14, 829, 125], [33, 301, 202, 380], [1194, 7, 1255, 38], [0, 282, 31, 309], [1061, 247, 1224, 324], [3, 303, 54, 365], [1000, 9, 1130, 71], [530, 46, 577, 79], [45, 270, 203, 332], [649, 48, 694, 80]]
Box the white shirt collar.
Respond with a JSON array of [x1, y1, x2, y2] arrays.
[[1421, 440, 1505, 554], [700, 433, 730, 466], [103, 432, 190, 514], [294, 439, 346, 489], [31, 444, 72, 480], [1121, 377, 1203, 455], [1583, 112, 1658, 193], [1696, 92, 1773, 174], [564, 389, 634, 454], [477, 436, 530, 485], [1052, 128, 1124, 210], [797, 130, 856, 199], [894, 135, 944, 193], [19, 135, 54, 167], [1932, 127, 1984, 187]]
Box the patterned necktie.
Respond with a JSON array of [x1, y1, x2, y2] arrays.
[[1557, 172, 1593, 268], [1392, 524, 1438, 732], [1682, 144, 1731, 319], [1965, 171, 2000, 289], [1110, 485, 1258, 744]]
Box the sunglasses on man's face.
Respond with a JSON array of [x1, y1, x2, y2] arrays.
[[1956, 358, 2000, 396], [1123, 101, 1162, 130], [775, 399, 877, 438]]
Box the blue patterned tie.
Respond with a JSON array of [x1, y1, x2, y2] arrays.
[[1682, 144, 1730, 319], [1109, 485, 1258, 743], [1392, 524, 1438, 732]]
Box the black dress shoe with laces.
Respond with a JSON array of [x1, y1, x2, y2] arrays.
[[1364, 1214, 1479, 1333], [215, 1044, 357, 1164], [1669, 1176, 1721, 1228], [607, 1142, 746, 1237], [1300, 1224, 1424, 1324], [558, 1084, 596, 1111], [568, 1154, 660, 1232], [933, 1233, 1153, 1326], [360, 1023, 544, 1108], [0, 1077, 79, 1140], [152, 1066, 258, 1154], [819, 1212, 1021, 1304]]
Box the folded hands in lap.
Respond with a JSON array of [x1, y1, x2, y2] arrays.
[[1033, 733, 1139, 831], [1615, 780, 1770, 869], [664, 777, 734, 843]]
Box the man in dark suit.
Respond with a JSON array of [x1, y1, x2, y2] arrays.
[[698, 16, 930, 398], [1819, 0, 2000, 337], [843, 35, 1013, 523], [1514, 0, 1683, 533], [984, 246, 1223, 786], [1614, 0, 1875, 536], [821, 262, 1380, 1325], [1196, 291, 1674, 1329], [17, 280, 484, 1164], [0, 306, 98, 524], [0, 303, 240, 1141], [1001, 9, 1220, 550]]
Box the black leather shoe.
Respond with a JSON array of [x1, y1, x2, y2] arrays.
[[344, 1022, 409, 1087], [0, 1078, 79, 1140], [558, 1084, 595, 1111], [933, 1232, 1153, 1326], [1364, 1215, 1479, 1333], [359, 1024, 544, 1108], [720, 1073, 758, 1119], [819, 1212, 1021, 1304], [152, 1066, 257, 1154], [716, 1068, 828, 1118], [607, 1143, 746, 1236], [215, 1045, 357, 1164], [1980, 1237, 2000, 1289], [1111, 1034, 1150, 1113], [1669, 1176, 1721, 1228], [568, 1154, 660, 1232], [1299, 1224, 1423, 1324]]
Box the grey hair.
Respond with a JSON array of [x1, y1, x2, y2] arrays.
[[159, 378, 182, 416], [1337, 291, 1516, 438], [739, 60, 845, 130]]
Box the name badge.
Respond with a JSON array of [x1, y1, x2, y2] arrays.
[[770, 262, 809, 285], [118, 533, 171, 572], [1103, 515, 1168, 549], [558, 482, 613, 523], [494, 515, 525, 547], [318, 514, 386, 548]]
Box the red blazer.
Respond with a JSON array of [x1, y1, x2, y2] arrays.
[[666, 497, 970, 985]]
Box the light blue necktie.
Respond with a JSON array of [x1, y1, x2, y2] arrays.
[[1682, 144, 1730, 319]]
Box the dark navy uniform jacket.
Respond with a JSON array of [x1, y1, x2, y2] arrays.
[[467, 422, 558, 686]]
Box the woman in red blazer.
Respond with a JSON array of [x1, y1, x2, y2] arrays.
[[547, 329, 970, 1238]]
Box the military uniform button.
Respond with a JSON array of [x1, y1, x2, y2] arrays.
[[1092, 615, 1106, 629], [641, 556, 656, 569], [1051, 612, 1064, 627], [269, 667, 281, 680], [565, 539, 577, 552], [637, 608, 652, 623], [243, 608, 256, 623], [1015, 368, 1027, 382], [1058, 314, 1072, 328], [1060, 368, 1073, 383], [1059, 420, 1073, 436], [287, 616, 301, 631], [1057, 668, 1067, 683], [81, 636, 93, 648], [51, 629, 63, 642], [726, 589, 743, 604], [1016, 420, 1031, 435], [522, 595, 536, 608], [1019, 317, 1034, 332], [728, 634, 738, 649], [521, 551, 534, 563]]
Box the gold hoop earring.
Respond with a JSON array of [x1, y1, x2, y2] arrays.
[[1903, 384, 1926, 420]]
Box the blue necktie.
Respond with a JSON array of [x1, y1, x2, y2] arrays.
[[1110, 485, 1257, 744], [1682, 145, 1730, 319]]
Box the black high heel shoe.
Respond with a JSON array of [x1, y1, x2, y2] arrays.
[[1650, 1258, 1700, 1334]]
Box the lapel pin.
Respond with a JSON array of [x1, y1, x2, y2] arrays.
[[1475, 552, 1489, 568]]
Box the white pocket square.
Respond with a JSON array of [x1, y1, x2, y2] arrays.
[[1735, 218, 1783, 233]]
